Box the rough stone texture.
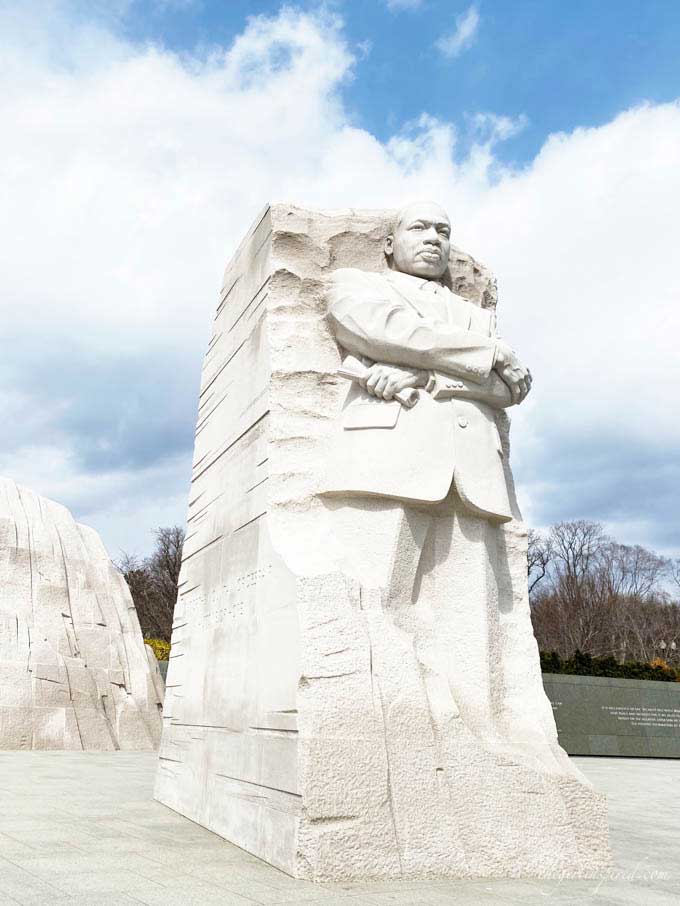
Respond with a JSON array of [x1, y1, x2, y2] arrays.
[[0, 478, 164, 751], [155, 204, 613, 880]]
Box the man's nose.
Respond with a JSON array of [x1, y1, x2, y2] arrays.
[[423, 228, 441, 245]]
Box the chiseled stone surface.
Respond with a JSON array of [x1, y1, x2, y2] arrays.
[[155, 204, 612, 880], [0, 478, 163, 751]]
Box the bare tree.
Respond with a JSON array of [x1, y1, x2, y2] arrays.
[[528, 529, 552, 596], [118, 525, 185, 642], [598, 542, 669, 601], [148, 525, 185, 615], [530, 520, 678, 667], [549, 520, 609, 584], [669, 559, 680, 595]]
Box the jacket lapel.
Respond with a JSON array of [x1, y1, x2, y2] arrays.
[[385, 272, 472, 329], [439, 285, 473, 330], [384, 272, 431, 318]]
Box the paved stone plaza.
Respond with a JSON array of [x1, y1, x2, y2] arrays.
[[0, 752, 677, 905]]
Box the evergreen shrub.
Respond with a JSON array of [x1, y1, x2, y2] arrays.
[[540, 650, 679, 682]]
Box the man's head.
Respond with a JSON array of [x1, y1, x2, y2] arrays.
[[385, 201, 451, 280]]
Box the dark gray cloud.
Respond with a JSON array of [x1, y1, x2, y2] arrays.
[[515, 428, 680, 554]]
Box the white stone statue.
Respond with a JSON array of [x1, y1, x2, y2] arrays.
[[0, 478, 164, 750], [155, 203, 612, 881], [324, 200, 529, 512], [319, 200, 536, 757]]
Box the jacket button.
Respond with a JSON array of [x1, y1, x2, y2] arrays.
[[457, 416, 468, 428], [456, 381, 464, 389]]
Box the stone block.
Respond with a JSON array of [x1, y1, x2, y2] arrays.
[[155, 204, 612, 881], [0, 478, 164, 751]]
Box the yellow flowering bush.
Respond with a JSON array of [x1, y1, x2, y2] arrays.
[[145, 638, 171, 661]]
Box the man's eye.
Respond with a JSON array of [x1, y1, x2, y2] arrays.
[[411, 224, 424, 230]]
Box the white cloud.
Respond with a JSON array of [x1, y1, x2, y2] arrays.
[[469, 111, 529, 142], [384, 0, 424, 11], [1, 4, 679, 557], [0, 442, 189, 559], [436, 5, 480, 58]]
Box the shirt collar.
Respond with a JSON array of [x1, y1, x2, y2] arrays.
[[384, 269, 445, 291]]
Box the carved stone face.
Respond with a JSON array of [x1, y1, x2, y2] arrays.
[[385, 202, 451, 280]]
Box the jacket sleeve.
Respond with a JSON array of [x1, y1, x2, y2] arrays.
[[326, 269, 497, 384], [428, 371, 513, 409]]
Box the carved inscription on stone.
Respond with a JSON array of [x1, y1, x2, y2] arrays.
[[601, 705, 680, 729]]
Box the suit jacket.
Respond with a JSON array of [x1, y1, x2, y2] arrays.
[[322, 267, 516, 522]]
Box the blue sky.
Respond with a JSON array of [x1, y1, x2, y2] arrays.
[[120, 0, 680, 164], [0, 0, 679, 561]]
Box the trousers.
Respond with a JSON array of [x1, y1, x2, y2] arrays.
[[326, 482, 565, 768]]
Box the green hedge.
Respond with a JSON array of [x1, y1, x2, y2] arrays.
[[540, 650, 679, 682], [143, 640, 678, 677]]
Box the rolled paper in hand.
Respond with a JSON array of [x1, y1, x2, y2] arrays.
[[336, 355, 419, 409]]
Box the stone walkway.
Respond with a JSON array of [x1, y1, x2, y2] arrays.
[[0, 753, 677, 905]]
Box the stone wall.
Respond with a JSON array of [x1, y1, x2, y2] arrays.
[[0, 478, 164, 750], [545, 673, 680, 758]]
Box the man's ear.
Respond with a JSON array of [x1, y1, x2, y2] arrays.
[[384, 235, 394, 257]]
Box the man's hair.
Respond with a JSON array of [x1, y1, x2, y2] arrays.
[[391, 206, 407, 234], [390, 205, 413, 235], [390, 201, 451, 234]]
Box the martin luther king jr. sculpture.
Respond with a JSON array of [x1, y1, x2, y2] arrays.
[[322, 200, 534, 749], [325, 200, 530, 511], [156, 202, 612, 881]]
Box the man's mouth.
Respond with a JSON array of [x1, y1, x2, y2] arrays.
[[419, 249, 441, 261]]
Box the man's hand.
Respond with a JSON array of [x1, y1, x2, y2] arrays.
[[493, 341, 532, 404], [361, 364, 428, 401]]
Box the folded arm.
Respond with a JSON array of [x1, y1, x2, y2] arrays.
[[327, 269, 496, 384], [429, 370, 513, 409]]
